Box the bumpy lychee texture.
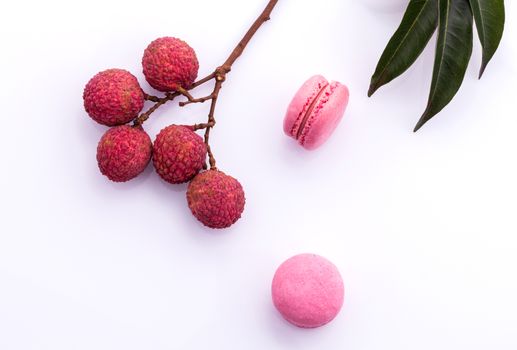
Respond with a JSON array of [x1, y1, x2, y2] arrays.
[[97, 125, 152, 182], [142, 37, 199, 92], [153, 125, 207, 184], [84, 69, 145, 126], [187, 170, 245, 229]]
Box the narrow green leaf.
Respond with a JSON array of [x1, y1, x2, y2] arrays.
[[368, 0, 439, 97], [414, 0, 473, 132], [469, 0, 505, 78]]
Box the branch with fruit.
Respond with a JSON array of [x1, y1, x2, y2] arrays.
[[83, 0, 279, 229]]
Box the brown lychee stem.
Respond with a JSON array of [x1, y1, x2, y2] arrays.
[[132, 0, 279, 169], [177, 87, 214, 107], [222, 0, 279, 70], [192, 121, 215, 131], [198, 0, 279, 169], [134, 92, 179, 126], [191, 72, 217, 89], [204, 79, 222, 169], [143, 92, 161, 103]]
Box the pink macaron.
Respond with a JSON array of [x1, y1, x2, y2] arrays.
[[271, 254, 345, 328], [284, 75, 349, 150]]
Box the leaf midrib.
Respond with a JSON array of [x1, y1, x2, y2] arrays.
[[428, 0, 451, 108], [472, 0, 487, 47]]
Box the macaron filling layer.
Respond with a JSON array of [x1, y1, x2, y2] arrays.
[[299, 81, 340, 145], [296, 82, 329, 140], [289, 78, 329, 138]]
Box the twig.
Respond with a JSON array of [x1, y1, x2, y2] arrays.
[[133, 92, 179, 126], [132, 0, 280, 169], [177, 87, 214, 107], [192, 121, 215, 131]]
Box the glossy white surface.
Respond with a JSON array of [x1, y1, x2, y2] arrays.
[[1, 1, 516, 349]]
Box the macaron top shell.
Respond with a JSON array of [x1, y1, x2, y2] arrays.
[[271, 253, 345, 328], [284, 75, 349, 150]]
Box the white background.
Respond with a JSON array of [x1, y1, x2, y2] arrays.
[[1, 0, 516, 349]]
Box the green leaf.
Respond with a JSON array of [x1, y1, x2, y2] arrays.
[[414, 0, 473, 132], [469, 0, 505, 78], [368, 0, 439, 97]]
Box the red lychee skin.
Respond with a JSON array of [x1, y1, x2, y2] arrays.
[[186, 170, 246, 229], [142, 37, 199, 92], [97, 125, 152, 182], [84, 69, 145, 126], [153, 125, 207, 184]]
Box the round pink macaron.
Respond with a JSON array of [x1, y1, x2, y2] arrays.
[[284, 75, 349, 150], [271, 254, 345, 328]]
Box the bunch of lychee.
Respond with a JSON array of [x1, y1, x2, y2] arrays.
[[83, 37, 245, 229]]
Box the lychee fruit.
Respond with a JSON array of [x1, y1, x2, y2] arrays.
[[97, 125, 152, 182], [153, 125, 207, 184], [186, 170, 245, 229], [142, 37, 199, 92], [84, 69, 145, 126]]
